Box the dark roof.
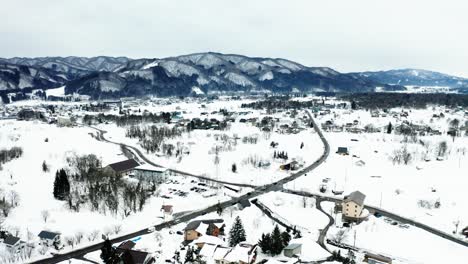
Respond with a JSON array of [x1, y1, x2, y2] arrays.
[[116, 248, 151, 264], [344, 191, 366, 206], [184, 219, 224, 231], [337, 147, 348, 153], [38, 231, 60, 240], [365, 252, 392, 263], [4, 236, 20, 246], [107, 159, 140, 173], [117, 240, 136, 250], [239, 199, 251, 208]]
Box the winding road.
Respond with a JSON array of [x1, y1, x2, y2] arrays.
[[30, 110, 330, 264]]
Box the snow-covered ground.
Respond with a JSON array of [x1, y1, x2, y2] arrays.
[[0, 96, 466, 263]]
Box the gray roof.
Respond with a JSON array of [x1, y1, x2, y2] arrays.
[[344, 191, 366, 206], [284, 243, 302, 250], [4, 236, 20, 246], [38, 230, 60, 240], [184, 219, 224, 231]]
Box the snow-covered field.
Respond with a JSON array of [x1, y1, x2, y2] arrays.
[[0, 96, 466, 264]]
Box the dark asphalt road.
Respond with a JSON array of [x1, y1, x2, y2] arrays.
[[30, 111, 329, 264]]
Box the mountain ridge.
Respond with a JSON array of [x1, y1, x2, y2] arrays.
[[2, 52, 466, 102]]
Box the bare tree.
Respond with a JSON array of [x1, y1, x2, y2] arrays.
[[302, 196, 308, 208], [113, 224, 122, 235], [75, 231, 84, 244], [88, 230, 100, 241], [41, 210, 50, 223], [437, 141, 448, 157], [333, 229, 348, 243], [65, 236, 75, 248], [8, 190, 20, 207], [453, 220, 460, 234]]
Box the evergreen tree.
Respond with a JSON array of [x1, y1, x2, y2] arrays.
[[351, 100, 357, 110], [216, 202, 223, 216], [229, 216, 246, 247], [42, 160, 49, 172], [387, 122, 393, 134], [231, 163, 237, 173], [281, 230, 291, 247], [53, 170, 61, 199], [100, 239, 118, 264], [258, 233, 272, 254], [185, 246, 194, 263], [270, 225, 284, 255], [53, 169, 70, 200], [300, 142, 304, 149]]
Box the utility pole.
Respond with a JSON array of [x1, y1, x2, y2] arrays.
[[380, 192, 383, 208], [353, 229, 357, 247]]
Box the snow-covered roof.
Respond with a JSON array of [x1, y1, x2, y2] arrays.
[[193, 235, 224, 246], [195, 223, 209, 235], [223, 243, 254, 263], [135, 163, 167, 172], [213, 247, 230, 261], [200, 243, 218, 258]]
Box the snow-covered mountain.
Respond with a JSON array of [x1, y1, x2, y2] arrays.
[[66, 52, 401, 98], [349, 69, 468, 88], [0, 52, 413, 100], [0, 63, 67, 91], [0, 56, 131, 75]]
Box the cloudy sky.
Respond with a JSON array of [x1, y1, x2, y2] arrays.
[[1, 0, 467, 76]]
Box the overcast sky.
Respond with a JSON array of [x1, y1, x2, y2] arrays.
[[1, 0, 467, 77]]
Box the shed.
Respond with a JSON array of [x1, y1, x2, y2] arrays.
[[3, 236, 21, 249], [283, 243, 302, 257], [336, 147, 349, 155]]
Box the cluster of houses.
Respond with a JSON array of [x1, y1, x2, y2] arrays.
[[1, 230, 61, 253], [182, 219, 258, 264], [182, 218, 305, 264]]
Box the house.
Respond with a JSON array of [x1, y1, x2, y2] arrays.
[[223, 243, 257, 264], [38, 231, 61, 247], [363, 252, 392, 264], [117, 240, 136, 250], [336, 147, 349, 155], [283, 243, 302, 257], [3, 236, 22, 251], [237, 199, 251, 210], [115, 248, 155, 264], [184, 219, 225, 241], [104, 159, 140, 176], [161, 205, 173, 215], [193, 235, 225, 249], [280, 161, 299, 171], [133, 164, 167, 181], [342, 191, 367, 222], [213, 246, 231, 264]]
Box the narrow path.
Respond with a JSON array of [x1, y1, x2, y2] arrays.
[[315, 199, 334, 253]]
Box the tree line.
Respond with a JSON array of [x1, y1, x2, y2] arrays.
[[83, 112, 172, 126], [0, 147, 23, 169], [341, 93, 468, 109]]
